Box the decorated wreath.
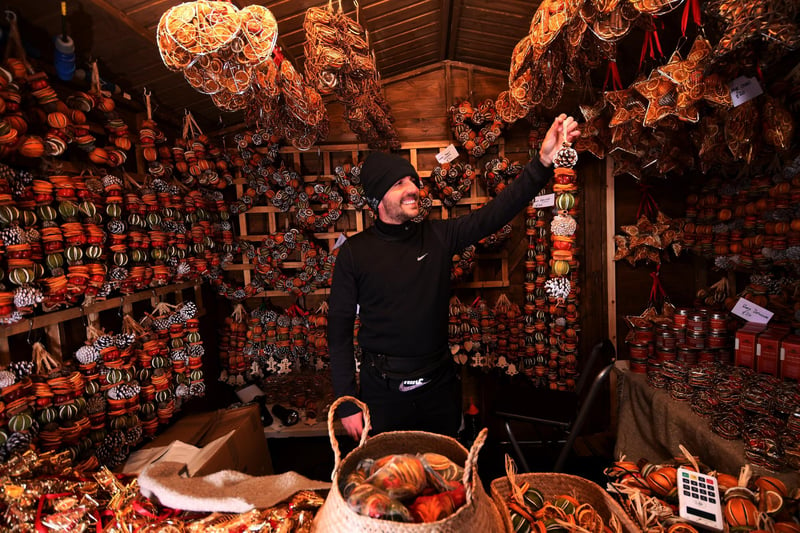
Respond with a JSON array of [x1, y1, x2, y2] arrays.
[[449, 99, 504, 158], [294, 183, 343, 231], [430, 162, 475, 208], [482, 157, 523, 196]]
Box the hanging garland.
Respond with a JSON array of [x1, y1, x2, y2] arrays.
[[523, 193, 550, 384], [545, 128, 581, 390]]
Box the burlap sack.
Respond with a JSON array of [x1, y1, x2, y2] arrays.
[[312, 396, 505, 532]]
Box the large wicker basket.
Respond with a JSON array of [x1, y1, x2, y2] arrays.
[[490, 472, 640, 533], [312, 396, 505, 533]]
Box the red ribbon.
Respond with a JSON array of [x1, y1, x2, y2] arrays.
[[649, 265, 667, 305], [603, 60, 623, 92], [272, 46, 285, 66], [639, 23, 664, 70], [35, 492, 73, 533], [636, 183, 659, 220], [471, 296, 481, 308], [680, 0, 702, 36]]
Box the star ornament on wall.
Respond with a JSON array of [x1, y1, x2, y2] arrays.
[[632, 58, 682, 127]]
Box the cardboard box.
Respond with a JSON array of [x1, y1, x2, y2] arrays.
[[123, 404, 272, 477], [781, 334, 800, 381], [756, 327, 785, 376], [734, 323, 767, 369]]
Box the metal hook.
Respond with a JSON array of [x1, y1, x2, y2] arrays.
[[80, 305, 88, 327], [5, 10, 17, 23], [118, 296, 125, 318], [143, 87, 151, 97], [26, 318, 34, 345]]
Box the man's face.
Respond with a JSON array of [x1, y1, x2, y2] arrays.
[[377, 176, 419, 224]]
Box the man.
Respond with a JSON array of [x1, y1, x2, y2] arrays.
[[328, 114, 580, 440]]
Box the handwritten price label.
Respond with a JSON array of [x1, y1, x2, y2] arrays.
[[533, 193, 555, 208], [435, 144, 459, 164], [729, 76, 763, 107], [731, 297, 773, 324]]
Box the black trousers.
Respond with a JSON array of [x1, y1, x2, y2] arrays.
[[359, 363, 462, 437]]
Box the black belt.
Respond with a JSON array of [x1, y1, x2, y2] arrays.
[[363, 347, 451, 381]]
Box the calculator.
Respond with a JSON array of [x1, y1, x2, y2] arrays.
[[676, 467, 724, 531]]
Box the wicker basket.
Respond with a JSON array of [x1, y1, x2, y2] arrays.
[[312, 396, 505, 533], [490, 472, 640, 533]]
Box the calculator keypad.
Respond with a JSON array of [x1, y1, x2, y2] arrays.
[[681, 471, 717, 504]]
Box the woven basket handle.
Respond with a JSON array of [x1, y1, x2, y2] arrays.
[[463, 427, 488, 503], [327, 395, 372, 479]]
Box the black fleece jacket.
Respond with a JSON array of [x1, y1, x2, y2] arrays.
[[328, 158, 553, 416]]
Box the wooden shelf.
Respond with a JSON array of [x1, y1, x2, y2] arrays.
[[0, 281, 202, 338]]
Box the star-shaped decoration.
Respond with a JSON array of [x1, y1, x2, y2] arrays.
[[659, 36, 733, 116], [609, 120, 645, 157], [724, 99, 761, 163], [611, 151, 642, 181], [614, 210, 685, 266], [576, 99, 610, 158], [633, 58, 681, 127], [314, 357, 326, 371], [604, 88, 647, 127]]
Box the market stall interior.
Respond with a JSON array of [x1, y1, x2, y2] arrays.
[[0, 0, 798, 530]]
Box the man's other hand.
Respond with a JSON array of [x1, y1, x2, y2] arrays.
[[341, 412, 364, 440]]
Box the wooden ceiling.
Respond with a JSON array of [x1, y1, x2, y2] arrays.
[[4, 0, 537, 128]]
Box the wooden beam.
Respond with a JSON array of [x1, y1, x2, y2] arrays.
[[605, 157, 617, 348], [83, 0, 157, 45], [446, 0, 463, 59]]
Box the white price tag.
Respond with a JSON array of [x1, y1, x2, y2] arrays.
[[731, 297, 773, 324], [435, 144, 459, 164], [729, 76, 763, 107], [533, 193, 555, 208]]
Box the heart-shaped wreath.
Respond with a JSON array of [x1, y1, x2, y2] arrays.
[[430, 162, 475, 208], [449, 99, 504, 158]]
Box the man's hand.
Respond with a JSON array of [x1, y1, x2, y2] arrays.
[[341, 412, 364, 441], [539, 114, 581, 167]]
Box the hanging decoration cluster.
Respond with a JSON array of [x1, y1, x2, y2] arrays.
[[157, 1, 277, 106], [218, 301, 330, 386], [0, 300, 206, 473], [304, 2, 400, 149]]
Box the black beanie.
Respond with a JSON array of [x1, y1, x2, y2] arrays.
[[360, 152, 420, 211]]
